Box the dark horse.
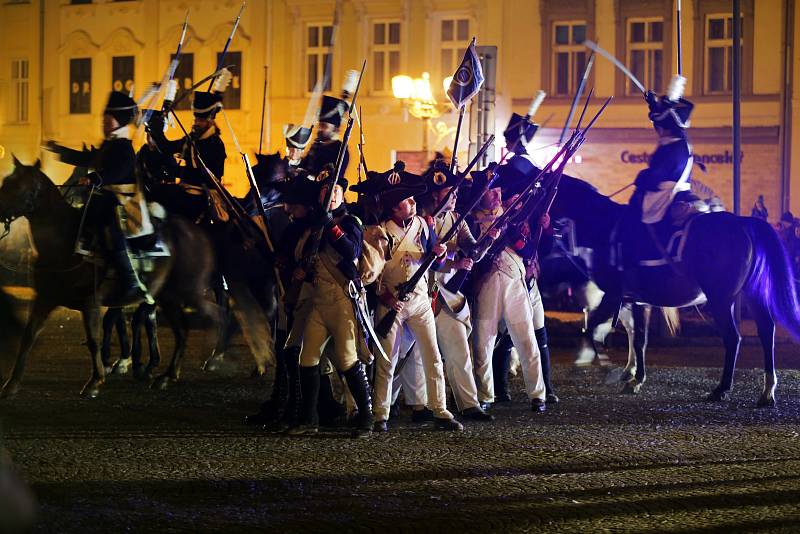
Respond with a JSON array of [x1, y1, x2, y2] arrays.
[[0, 158, 217, 398], [548, 175, 800, 406]]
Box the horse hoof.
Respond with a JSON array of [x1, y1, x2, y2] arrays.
[[202, 356, 223, 372], [250, 366, 267, 379], [151, 375, 174, 390], [756, 395, 776, 408], [621, 380, 641, 395], [103, 365, 114, 375], [706, 389, 729, 402], [80, 379, 104, 398], [0, 381, 20, 399], [112, 358, 132, 375]]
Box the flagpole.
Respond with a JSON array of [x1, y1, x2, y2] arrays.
[[449, 106, 466, 172]]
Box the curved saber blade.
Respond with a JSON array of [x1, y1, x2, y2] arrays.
[[583, 40, 645, 94]]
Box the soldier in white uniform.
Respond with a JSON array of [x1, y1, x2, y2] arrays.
[[420, 161, 496, 421], [371, 175, 463, 432], [471, 159, 547, 412]]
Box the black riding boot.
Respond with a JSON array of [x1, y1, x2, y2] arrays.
[[343, 363, 374, 438], [536, 327, 559, 404], [317, 372, 346, 426], [287, 364, 320, 435], [492, 334, 513, 402], [105, 213, 152, 306], [279, 346, 302, 430]]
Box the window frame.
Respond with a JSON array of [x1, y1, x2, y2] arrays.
[[539, 0, 595, 100], [437, 16, 471, 84], [171, 52, 194, 111], [550, 20, 588, 97], [625, 17, 665, 96], [369, 19, 402, 95], [304, 22, 334, 95], [11, 58, 29, 124], [69, 57, 92, 115]]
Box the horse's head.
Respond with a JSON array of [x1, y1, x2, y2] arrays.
[[253, 151, 290, 187], [0, 155, 49, 231]]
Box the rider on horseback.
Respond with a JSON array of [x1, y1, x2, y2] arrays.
[[46, 91, 153, 306], [629, 75, 705, 225]]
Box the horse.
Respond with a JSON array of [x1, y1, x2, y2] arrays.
[[0, 157, 218, 398], [547, 175, 800, 406]]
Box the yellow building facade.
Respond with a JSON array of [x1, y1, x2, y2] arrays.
[[0, 0, 797, 218]]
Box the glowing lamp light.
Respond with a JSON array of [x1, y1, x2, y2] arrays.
[[414, 72, 434, 102], [392, 75, 413, 99], [442, 76, 453, 93]]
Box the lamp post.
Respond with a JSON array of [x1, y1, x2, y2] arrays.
[[392, 72, 446, 156]]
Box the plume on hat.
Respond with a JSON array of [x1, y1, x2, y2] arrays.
[[212, 68, 233, 94], [666, 75, 687, 103]]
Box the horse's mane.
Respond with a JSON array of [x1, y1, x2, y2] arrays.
[[557, 174, 621, 208]]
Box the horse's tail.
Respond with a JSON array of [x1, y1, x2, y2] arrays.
[[660, 307, 680, 337], [743, 217, 800, 340]]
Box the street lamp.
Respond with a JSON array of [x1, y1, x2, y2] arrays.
[[392, 72, 446, 155]]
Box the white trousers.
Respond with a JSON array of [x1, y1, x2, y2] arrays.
[[391, 325, 427, 407], [529, 279, 545, 331], [373, 295, 453, 421], [473, 270, 546, 402], [437, 305, 482, 411]]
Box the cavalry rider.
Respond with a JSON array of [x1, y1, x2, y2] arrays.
[[471, 160, 548, 413], [629, 75, 701, 226], [286, 171, 375, 438], [301, 71, 357, 177], [147, 71, 231, 222], [421, 161, 495, 421], [371, 169, 464, 432], [46, 91, 153, 306], [283, 123, 313, 170]]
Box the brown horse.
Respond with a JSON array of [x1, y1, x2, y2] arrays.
[[0, 157, 218, 398]]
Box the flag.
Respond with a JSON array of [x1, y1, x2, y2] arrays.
[[446, 37, 485, 108]]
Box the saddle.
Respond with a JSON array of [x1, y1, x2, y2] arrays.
[[613, 200, 708, 270]]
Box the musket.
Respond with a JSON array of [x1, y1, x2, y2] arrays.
[[208, 2, 246, 91], [140, 10, 189, 128], [283, 59, 366, 310], [258, 66, 268, 154], [431, 134, 495, 219], [558, 51, 594, 146], [356, 105, 367, 182]]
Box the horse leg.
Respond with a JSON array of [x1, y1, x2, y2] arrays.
[[100, 308, 118, 371], [110, 308, 132, 375], [228, 279, 275, 377], [748, 297, 777, 408], [153, 301, 186, 390], [576, 292, 619, 366], [620, 304, 637, 381], [80, 306, 105, 398], [130, 303, 145, 379], [622, 304, 650, 395], [203, 286, 232, 372], [706, 301, 740, 402], [1, 300, 55, 398], [143, 303, 161, 379]]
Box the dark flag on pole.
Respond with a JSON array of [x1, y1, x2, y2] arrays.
[[446, 37, 485, 108]]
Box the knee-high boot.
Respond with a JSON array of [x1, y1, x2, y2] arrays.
[[287, 364, 320, 435], [536, 326, 559, 403], [492, 334, 513, 402], [317, 372, 345, 426], [281, 346, 302, 428], [343, 363, 374, 438]]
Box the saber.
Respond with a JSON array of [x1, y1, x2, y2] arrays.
[[559, 51, 594, 146], [208, 1, 246, 90], [583, 40, 645, 94]]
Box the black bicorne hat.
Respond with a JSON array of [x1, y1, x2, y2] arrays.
[[192, 91, 223, 119], [423, 160, 459, 191], [493, 156, 540, 197], [350, 161, 425, 195], [284, 123, 313, 149], [105, 91, 139, 126], [503, 113, 538, 149], [319, 95, 347, 128], [647, 75, 694, 133]]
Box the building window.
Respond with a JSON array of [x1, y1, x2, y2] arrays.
[[551, 21, 587, 96], [11, 59, 29, 123], [70, 0, 92, 4], [306, 23, 332, 93], [69, 57, 91, 115], [111, 56, 134, 94], [171, 52, 193, 111], [626, 18, 663, 95], [704, 14, 742, 94], [371, 21, 401, 93], [440, 18, 470, 79], [216, 51, 241, 109]]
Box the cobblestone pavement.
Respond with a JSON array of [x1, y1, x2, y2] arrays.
[[2, 309, 800, 533]]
